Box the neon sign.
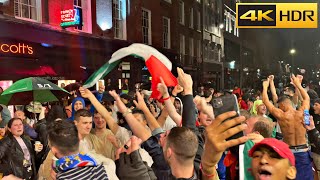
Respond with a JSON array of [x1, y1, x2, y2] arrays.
[[60, 8, 82, 28], [0, 43, 33, 55]]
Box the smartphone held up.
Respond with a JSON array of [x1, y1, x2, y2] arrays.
[[211, 94, 244, 140]]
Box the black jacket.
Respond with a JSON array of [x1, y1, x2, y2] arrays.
[[308, 128, 320, 155], [116, 148, 199, 180], [115, 150, 157, 180], [0, 134, 37, 179], [34, 119, 50, 169]]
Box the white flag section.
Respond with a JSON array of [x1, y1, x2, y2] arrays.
[[109, 43, 172, 70]]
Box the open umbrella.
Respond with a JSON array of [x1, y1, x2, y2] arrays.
[[0, 77, 70, 105]]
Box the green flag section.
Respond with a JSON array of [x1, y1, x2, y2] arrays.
[[83, 61, 121, 88], [240, 140, 255, 180]]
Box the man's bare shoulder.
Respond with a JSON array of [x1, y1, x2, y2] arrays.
[[269, 106, 284, 119], [282, 109, 303, 121]]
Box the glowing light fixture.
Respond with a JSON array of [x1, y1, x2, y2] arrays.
[[96, 0, 113, 31]]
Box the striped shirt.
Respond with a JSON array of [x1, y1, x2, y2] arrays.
[[57, 164, 108, 180]]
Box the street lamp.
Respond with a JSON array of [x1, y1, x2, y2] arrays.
[[289, 48, 296, 72], [219, 23, 224, 29]]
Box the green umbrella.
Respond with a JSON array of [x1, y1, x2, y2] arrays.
[[0, 77, 70, 105]]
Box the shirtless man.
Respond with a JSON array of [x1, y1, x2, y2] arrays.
[[262, 74, 313, 180]]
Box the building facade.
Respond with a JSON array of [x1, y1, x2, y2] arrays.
[[201, 0, 224, 89], [222, 0, 287, 90], [0, 0, 226, 90]]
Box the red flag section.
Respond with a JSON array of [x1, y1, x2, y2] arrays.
[[145, 55, 178, 100]]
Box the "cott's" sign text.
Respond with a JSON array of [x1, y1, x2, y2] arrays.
[[0, 43, 34, 55]]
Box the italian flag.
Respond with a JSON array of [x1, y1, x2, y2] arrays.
[[83, 43, 178, 99]]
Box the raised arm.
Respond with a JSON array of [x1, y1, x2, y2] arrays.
[[194, 96, 214, 120], [289, 78, 301, 106], [295, 87, 303, 102], [109, 91, 151, 142], [79, 87, 119, 134], [303, 116, 320, 150], [157, 77, 182, 125], [262, 78, 283, 120], [133, 91, 161, 131], [156, 107, 169, 128], [269, 75, 278, 103], [177, 68, 196, 129], [292, 75, 310, 110]]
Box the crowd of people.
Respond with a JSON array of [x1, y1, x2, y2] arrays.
[[0, 68, 319, 180]]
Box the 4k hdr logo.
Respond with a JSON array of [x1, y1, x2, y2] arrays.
[[236, 3, 318, 28]]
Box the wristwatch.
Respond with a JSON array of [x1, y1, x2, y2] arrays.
[[123, 108, 132, 118]]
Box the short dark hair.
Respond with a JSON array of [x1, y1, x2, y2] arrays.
[[242, 93, 251, 101], [277, 95, 291, 104], [314, 98, 320, 105], [203, 90, 212, 98], [252, 117, 274, 138], [308, 90, 319, 100], [132, 109, 146, 120], [7, 118, 23, 129], [286, 85, 295, 93], [46, 105, 67, 125], [120, 94, 132, 101], [166, 127, 198, 164], [48, 120, 79, 155], [74, 109, 92, 121], [105, 107, 112, 113], [288, 84, 296, 93]]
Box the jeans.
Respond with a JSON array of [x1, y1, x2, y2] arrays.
[[294, 151, 314, 180]]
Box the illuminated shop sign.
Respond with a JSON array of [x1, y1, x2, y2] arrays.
[[60, 8, 83, 28], [0, 43, 33, 55]]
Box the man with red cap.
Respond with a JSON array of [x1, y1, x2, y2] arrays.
[[249, 138, 297, 180]]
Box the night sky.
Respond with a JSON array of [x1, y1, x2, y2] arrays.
[[242, 0, 320, 71]]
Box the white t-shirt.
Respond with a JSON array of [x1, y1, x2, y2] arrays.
[[15, 136, 31, 162], [115, 127, 154, 167], [79, 138, 119, 180], [162, 116, 177, 131]]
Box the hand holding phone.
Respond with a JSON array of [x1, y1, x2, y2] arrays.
[[212, 94, 243, 140]]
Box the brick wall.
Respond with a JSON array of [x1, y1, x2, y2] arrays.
[[0, 0, 14, 16]]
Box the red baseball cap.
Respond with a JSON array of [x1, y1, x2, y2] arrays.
[[248, 138, 295, 166]]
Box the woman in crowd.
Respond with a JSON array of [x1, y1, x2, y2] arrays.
[[0, 118, 43, 179], [67, 97, 85, 121]]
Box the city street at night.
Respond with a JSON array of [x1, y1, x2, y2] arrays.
[[0, 0, 320, 180]]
